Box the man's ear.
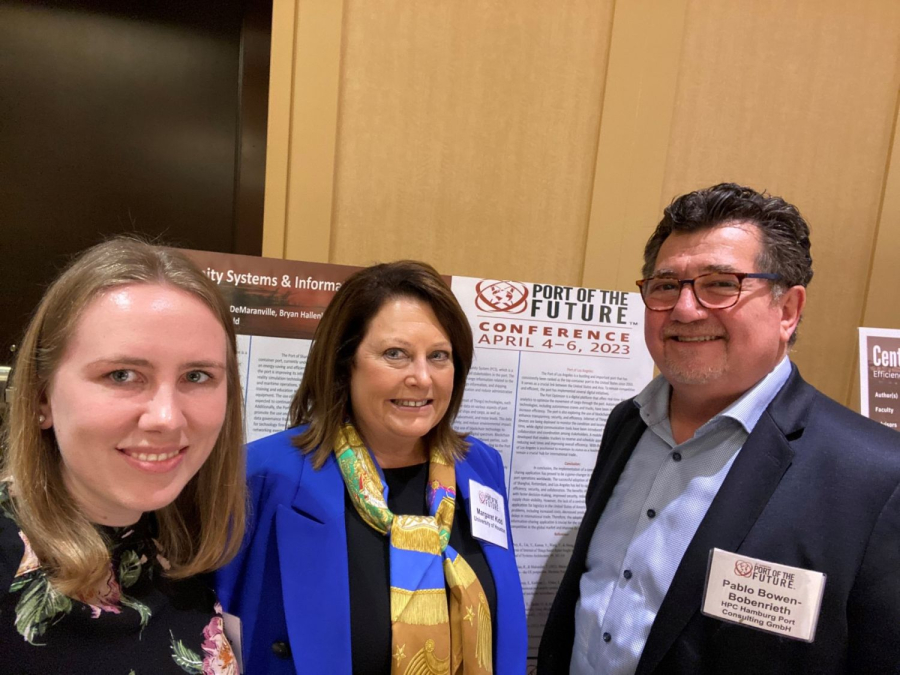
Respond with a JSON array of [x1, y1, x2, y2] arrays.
[[779, 285, 806, 343]]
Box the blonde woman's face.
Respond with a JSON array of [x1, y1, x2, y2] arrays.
[[40, 284, 228, 526]]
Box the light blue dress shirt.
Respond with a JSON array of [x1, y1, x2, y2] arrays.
[[570, 357, 792, 675]]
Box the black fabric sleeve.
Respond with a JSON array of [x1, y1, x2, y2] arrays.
[[846, 478, 900, 672]]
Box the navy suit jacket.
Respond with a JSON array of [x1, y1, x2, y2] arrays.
[[217, 427, 527, 674], [538, 366, 900, 674]]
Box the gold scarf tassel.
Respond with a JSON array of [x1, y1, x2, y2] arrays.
[[392, 517, 442, 554], [391, 587, 449, 626]]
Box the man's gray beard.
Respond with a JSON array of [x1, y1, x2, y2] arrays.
[[662, 358, 724, 386]]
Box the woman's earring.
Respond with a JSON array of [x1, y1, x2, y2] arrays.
[[39, 414, 46, 425]]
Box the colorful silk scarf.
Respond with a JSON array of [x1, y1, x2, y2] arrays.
[[335, 423, 493, 675]]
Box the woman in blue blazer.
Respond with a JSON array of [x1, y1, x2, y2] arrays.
[[217, 261, 527, 674]]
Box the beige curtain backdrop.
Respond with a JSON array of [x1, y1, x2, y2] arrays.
[[261, 0, 900, 410]]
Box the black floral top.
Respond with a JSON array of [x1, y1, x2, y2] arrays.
[[0, 483, 236, 675]]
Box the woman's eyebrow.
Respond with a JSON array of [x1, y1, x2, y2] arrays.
[[86, 357, 225, 370], [182, 360, 226, 370]]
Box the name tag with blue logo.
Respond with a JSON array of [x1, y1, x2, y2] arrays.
[[469, 480, 508, 549], [701, 548, 826, 642]]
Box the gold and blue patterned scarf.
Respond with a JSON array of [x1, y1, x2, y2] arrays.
[[335, 423, 492, 675]]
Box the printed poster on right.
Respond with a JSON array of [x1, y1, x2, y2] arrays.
[[858, 327, 900, 431]]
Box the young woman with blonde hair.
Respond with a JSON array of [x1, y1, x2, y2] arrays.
[[1, 237, 245, 674]]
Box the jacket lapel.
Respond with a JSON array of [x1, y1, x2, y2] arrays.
[[456, 458, 527, 675], [277, 454, 353, 674], [636, 367, 813, 674]]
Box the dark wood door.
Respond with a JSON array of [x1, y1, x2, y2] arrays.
[[0, 0, 271, 366]]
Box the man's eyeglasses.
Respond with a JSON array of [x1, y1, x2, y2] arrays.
[[635, 272, 782, 311]]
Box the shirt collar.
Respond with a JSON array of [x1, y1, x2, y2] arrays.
[[634, 356, 792, 435]]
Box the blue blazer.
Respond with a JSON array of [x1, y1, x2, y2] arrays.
[[217, 427, 528, 674]]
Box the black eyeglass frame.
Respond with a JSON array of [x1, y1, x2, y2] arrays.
[[635, 272, 783, 311]]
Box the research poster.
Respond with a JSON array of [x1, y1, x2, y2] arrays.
[[182, 249, 655, 659], [182, 250, 361, 441], [858, 327, 900, 432], [449, 277, 653, 658]]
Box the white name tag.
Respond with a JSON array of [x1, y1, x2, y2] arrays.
[[469, 479, 508, 549], [701, 548, 826, 642], [223, 612, 244, 673]]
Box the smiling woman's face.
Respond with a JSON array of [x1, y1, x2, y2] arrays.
[[349, 296, 455, 460], [39, 283, 228, 526]]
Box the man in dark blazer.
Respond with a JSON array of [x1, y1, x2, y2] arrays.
[[538, 183, 900, 674]]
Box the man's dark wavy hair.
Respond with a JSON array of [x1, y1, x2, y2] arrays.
[[643, 183, 813, 344], [643, 182, 813, 287]]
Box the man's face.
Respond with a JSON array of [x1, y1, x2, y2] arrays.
[[644, 222, 804, 406]]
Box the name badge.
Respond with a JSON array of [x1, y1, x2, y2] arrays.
[[469, 479, 508, 549], [701, 548, 826, 642], [223, 612, 244, 673]]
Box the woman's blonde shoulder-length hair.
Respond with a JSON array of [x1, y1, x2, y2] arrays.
[[1, 236, 245, 598], [289, 260, 474, 468]]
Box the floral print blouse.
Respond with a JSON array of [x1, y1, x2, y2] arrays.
[[0, 483, 237, 674]]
